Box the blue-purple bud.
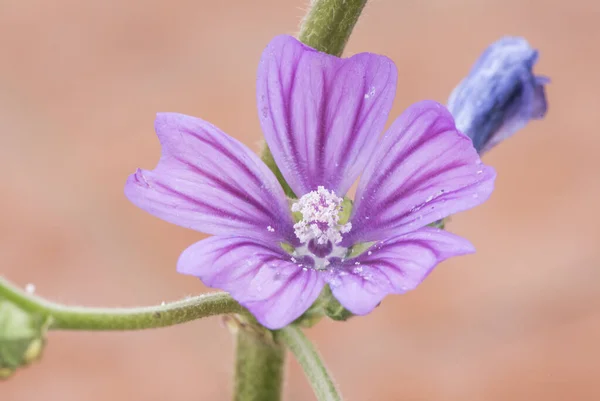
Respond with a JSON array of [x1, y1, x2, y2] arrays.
[[448, 37, 549, 154]]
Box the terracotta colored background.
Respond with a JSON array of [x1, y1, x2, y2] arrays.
[[2, 0, 599, 400]]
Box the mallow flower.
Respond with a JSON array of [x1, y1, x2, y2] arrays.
[[125, 35, 496, 329], [448, 36, 549, 154]]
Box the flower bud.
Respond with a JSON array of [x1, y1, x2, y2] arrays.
[[448, 37, 549, 153], [0, 299, 49, 379]]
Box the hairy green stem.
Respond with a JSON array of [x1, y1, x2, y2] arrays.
[[277, 326, 341, 401], [0, 276, 244, 331], [299, 0, 368, 56], [233, 319, 285, 401]]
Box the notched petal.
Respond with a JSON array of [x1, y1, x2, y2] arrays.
[[257, 35, 397, 196], [124, 113, 295, 243]]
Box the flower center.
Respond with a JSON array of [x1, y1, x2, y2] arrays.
[[288, 186, 352, 270], [291, 186, 351, 245]]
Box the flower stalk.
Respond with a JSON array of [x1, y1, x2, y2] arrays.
[[276, 326, 342, 401], [299, 0, 368, 56], [229, 316, 286, 401], [0, 276, 244, 331]]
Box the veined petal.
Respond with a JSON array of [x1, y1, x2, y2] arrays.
[[346, 101, 495, 244], [327, 228, 474, 315], [448, 36, 549, 153], [177, 236, 325, 329], [125, 113, 295, 243], [257, 35, 397, 197]]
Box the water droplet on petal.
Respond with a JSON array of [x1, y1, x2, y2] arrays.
[[364, 86, 376, 99], [353, 266, 363, 274]]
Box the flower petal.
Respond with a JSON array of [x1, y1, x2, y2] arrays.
[[327, 228, 474, 315], [345, 101, 496, 245], [257, 35, 397, 196], [177, 236, 325, 329], [125, 113, 296, 243]]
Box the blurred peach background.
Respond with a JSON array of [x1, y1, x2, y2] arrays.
[[2, 0, 599, 400]]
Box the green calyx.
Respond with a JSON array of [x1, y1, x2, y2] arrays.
[[429, 218, 446, 229], [321, 286, 354, 322], [0, 299, 50, 379], [295, 285, 354, 326]]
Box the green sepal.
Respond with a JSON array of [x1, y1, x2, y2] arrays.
[[346, 241, 376, 259], [338, 197, 353, 225], [280, 242, 295, 254], [261, 145, 296, 199], [0, 299, 50, 379], [428, 218, 446, 229], [293, 287, 329, 328], [302, 286, 354, 323], [322, 286, 354, 322], [294, 283, 356, 326]]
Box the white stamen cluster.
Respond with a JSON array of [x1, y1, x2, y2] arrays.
[[291, 186, 351, 245]]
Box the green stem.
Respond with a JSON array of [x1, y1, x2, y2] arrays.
[[0, 276, 244, 331], [277, 326, 341, 401], [233, 319, 285, 401], [299, 0, 368, 56]]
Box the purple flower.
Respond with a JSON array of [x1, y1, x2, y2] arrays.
[[448, 37, 549, 154], [125, 35, 495, 329]]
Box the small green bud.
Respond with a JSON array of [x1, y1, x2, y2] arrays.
[[0, 299, 50, 379]]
